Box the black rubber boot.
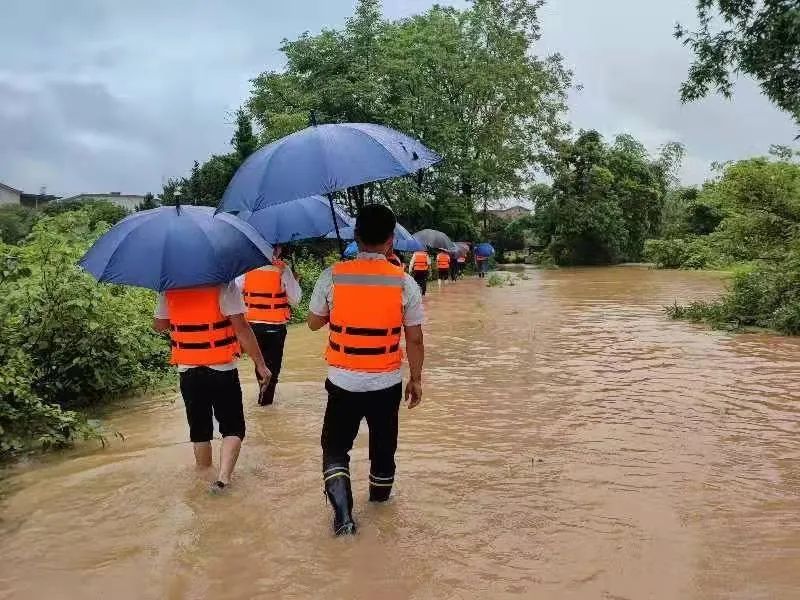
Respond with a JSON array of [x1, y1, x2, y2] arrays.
[[368, 472, 394, 503], [324, 465, 356, 536]]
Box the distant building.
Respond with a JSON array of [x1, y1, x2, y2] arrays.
[[0, 182, 22, 206], [488, 205, 531, 221], [58, 192, 145, 212], [20, 193, 59, 208]]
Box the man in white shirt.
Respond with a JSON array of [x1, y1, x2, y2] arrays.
[[153, 283, 269, 493], [236, 244, 302, 406], [308, 205, 425, 536]]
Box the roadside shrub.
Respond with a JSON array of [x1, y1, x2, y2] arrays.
[[1, 208, 169, 457], [666, 254, 800, 334], [289, 253, 326, 324], [487, 273, 505, 287], [0, 206, 39, 244], [644, 237, 711, 269]]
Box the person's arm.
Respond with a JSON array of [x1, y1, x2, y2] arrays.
[[308, 312, 328, 331], [152, 292, 170, 332], [404, 324, 424, 409], [229, 313, 270, 383], [306, 268, 332, 331], [282, 269, 302, 307]]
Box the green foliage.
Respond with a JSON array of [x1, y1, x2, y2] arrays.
[[662, 156, 800, 335], [486, 272, 506, 287], [43, 200, 129, 228], [245, 0, 571, 237], [287, 252, 327, 324], [532, 131, 679, 265], [136, 193, 158, 211], [1, 208, 169, 458], [676, 0, 800, 126], [644, 237, 711, 269], [667, 253, 800, 335], [0, 206, 39, 244], [161, 109, 259, 207]]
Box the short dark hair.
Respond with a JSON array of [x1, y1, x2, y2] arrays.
[[355, 204, 396, 246]]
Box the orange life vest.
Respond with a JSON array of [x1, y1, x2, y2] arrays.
[[457, 255, 466, 263], [436, 252, 451, 269], [411, 250, 428, 271], [476, 255, 488, 262], [326, 258, 404, 373], [411, 251, 429, 272], [165, 286, 241, 366], [243, 261, 290, 324]]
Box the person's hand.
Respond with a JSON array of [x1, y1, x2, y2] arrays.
[[255, 362, 272, 386], [405, 378, 422, 409]]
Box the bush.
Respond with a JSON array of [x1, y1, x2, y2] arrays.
[[486, 273, 506, 287], [0, 206, 39, 244], [288, 252, 327, 324], [1, 208, 169, 457], [666, 254, 800, 334], [644, 237, 712, 269]]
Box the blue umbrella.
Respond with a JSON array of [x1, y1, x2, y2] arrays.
[[475, 243, 495, 257], [326, 222, 423, 252], [343, 241, 358, 258], [245, 195, 352, 244], [219, 123, 442, 213], [79, 205, 273, 291]]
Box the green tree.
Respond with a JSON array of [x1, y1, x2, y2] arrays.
[[232, 108, 259, 161], [675, 0, 800, 126], [246, 0, 571, 233], [0, 206, 39, 244], [136, 192, 158, 211]]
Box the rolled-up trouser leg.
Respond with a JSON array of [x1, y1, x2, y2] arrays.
[[365, 383, 402, 502]]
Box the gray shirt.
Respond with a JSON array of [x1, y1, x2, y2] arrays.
[[309, 252, 424, 392]]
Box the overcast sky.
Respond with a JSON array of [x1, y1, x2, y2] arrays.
[[1, 0, 797, 197]]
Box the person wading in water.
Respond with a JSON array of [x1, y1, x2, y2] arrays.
[[153, 283, 270, 493], [237, 244, 302, 406], [307, 205, 425, 536]]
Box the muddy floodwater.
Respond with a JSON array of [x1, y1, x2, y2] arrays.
[[1, 266, 799, 600]]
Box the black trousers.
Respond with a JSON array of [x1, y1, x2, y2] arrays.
[[321, 380, 402, 484], [251, 323, 288, 404], [412, 270, 428, 296]]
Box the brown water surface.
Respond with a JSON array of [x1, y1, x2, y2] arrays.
[[1, 266, 799, 599]]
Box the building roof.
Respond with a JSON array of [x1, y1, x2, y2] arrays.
[[60, 193, 145, 202], [0, 181, 22, 194]]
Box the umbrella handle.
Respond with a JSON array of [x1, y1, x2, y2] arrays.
[[327, 194, 345, 258]]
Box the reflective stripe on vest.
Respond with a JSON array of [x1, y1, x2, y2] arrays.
[[437, 253, 451, 269], [411, 251, 429, 272], [243, 263, 291, 323], [165, 287, 241, 366], [326, 259, 404, 373]]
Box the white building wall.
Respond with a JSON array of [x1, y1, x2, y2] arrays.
[[0, 187, 21, 206]]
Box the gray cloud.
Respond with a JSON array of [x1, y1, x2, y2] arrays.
[[0, 0, 796, 196]]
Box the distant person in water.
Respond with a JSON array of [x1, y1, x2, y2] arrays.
[[308, 205, 425, 536], [153, 283, 270, 493], [237, 244, 302, 406], [409, 249, 431, 295], [476, 254, 489, 278], [436, 251, 451, 283]]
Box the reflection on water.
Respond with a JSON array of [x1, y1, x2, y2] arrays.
[[1, 266, 799, 599]]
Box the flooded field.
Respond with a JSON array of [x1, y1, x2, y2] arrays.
[[1, 266, 799, 599]]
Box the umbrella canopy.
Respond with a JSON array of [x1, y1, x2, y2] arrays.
[[79, 205, 273, 291], [413, 229, 458, 253], [245, 195, 352, 244], [327, 221, 423, 252], [474, 242, 496, 257], [455, 242, 471, 258], [219, 123, 442, 213]]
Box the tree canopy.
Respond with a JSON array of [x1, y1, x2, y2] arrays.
[[676, 0, 800, 127]]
